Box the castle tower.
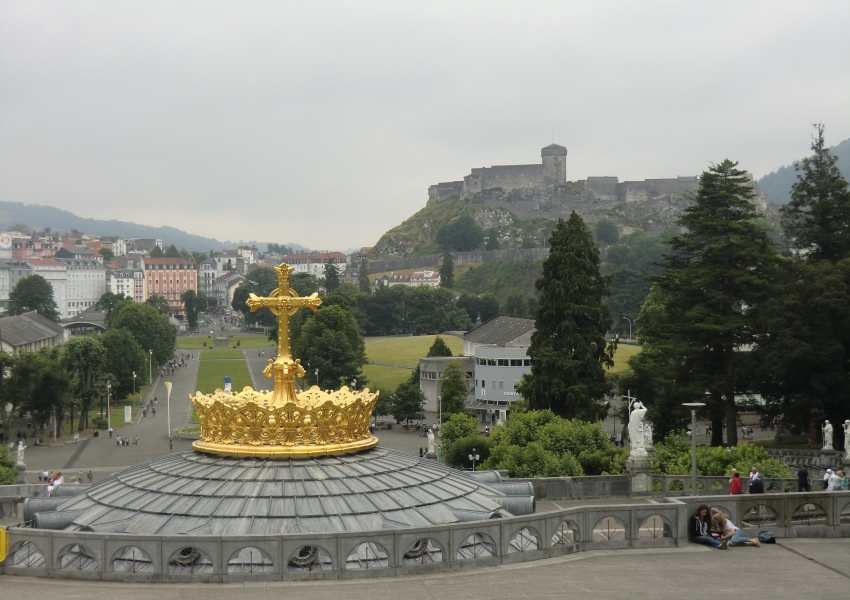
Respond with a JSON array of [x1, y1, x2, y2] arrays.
[[541, 143, 567, 185]]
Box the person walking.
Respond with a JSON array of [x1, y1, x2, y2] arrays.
[[729, 469, 743, 495], [797, 466, 811, 492], [827, 469, 843, 491], [689, 505, 724, 549], [823, 469, 833, 490], [169, 438, 173, 452], [712, 514, 760, 547]]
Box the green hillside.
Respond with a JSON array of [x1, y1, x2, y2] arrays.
[[758, 137, 850, 205], [455, 260, 543, 298], [368, 197, 546, 258]]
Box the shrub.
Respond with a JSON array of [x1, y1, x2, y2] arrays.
[[440, 413, 480, 447], [236, 340, 241, 347], [0, 445, 18, 485], [91, 416, 108, 430], [203, 341, 207, 347], [651, 431, 791, 477], [443, 435, 492, 469]]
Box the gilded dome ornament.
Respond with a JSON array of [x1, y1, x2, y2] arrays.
[[192, 262, 378, 458]]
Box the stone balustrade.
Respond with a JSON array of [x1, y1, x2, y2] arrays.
[[2, 491, 848, 582]]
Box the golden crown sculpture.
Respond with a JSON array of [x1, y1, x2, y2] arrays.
[[192, 262, 378, 458]]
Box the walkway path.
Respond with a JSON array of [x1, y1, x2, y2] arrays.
[[0, 539, 847, 598]]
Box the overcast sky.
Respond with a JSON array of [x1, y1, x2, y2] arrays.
[[2, 1, 848, 250]]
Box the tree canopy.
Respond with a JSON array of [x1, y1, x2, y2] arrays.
[[439, 252, 454, 288], [9, 274, 60, 320], [109, 300, 176, 366], [181, 289, 208, 330], [293, 305, 366, 390], [518, 212, 613, 420], [781, 124, 850, 262], [426, 336, 453, 357], [163, 244, 182, 258], [439, 360, 469, 416], [436, 213, 484, 251], [323, 259, 340, 294], [149, 246, 165, 257]]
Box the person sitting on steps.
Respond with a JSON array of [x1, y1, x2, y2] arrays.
[[712, 514, 760, 548]]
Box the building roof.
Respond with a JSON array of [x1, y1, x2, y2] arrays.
[[142, 258, 196, 266], [282, 252, 346, 263], [55, 246, 98, 258], [44, 447, 529, 535], [26, 258, 65, 267], [541, 143, 567, 151], [56, 258, 105, 268], [60, 305, 107, 331], [464, 316, 535, 346], [0, 311, 65, 347]]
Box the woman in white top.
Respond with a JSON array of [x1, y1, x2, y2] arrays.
[[711, 514, 760, 547]]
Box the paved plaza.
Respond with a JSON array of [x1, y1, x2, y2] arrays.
[[0, 540, 847, 598]]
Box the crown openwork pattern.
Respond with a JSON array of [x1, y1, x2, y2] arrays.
[[191, 262, 378, 458]]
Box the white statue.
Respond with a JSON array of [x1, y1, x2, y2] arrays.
[[843, 420, 850, 457], [426, 428, 435, 454], [16, 440, 26, 465], [822, 420, 833, 450], [628, 401, 652, 455]]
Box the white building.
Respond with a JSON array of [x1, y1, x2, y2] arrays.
[[373, 270, 441, 289], [26, 258, 69, 319], [281, 252, 346, 278], [57, 258, 107, 317], [99, 236, 127, 256], [109, 268, 146, 302]]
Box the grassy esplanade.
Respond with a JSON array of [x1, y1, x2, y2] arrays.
[[196, 354, 253, 394], [177, 336, 274, 349]]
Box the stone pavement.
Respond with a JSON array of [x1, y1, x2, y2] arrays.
[[18, 351, 201, 484], [0, 539, 847, 598]]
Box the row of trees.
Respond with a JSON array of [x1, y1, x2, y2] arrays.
[[0, 293, 177, 436], [622, 125, 850, 448]]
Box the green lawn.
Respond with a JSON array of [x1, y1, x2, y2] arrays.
[[177, 336, 274, 349], [196, 358, 254, 394], [365, 335, 464, 367], [362, 364, 414, 393], [200, 349, 245, 360], [608, 343, 642, 374]]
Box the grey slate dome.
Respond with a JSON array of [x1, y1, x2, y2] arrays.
[[37, 447, 533, 535]]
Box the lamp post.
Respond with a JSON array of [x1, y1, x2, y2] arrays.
[[106, 381, 112, 430], [622, 316, 632, 341], [148, 349, 153, 390], [683, 402, 706, 496], [315, 368, 319, 387], [468, 448, 480, 472], [132, 371, 137, 405], [351, 378, 356, 391], [438, 395, 441, 428]]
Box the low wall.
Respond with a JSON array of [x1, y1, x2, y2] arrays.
[[512, 475, 631, 500], [368, 247, 549, 275], [2, 492, 848, 582]]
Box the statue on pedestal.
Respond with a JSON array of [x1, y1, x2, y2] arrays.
[[426, 429, 435, 455], [628, 401, 653, 456], [16, 440, 26, 465], [843, 420, 850, 458], [822, 420, 834, 450]]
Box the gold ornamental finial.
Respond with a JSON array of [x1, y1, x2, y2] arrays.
[[246, 262, 321, 407], [190, 262, 379, 459]]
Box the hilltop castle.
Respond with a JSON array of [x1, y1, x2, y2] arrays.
[[427, 143, 699, 205]]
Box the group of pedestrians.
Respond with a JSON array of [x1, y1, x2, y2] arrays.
[[727, 467, 765, 494], [115, 434, 139, 446], [689, 505, 762, 549], [143, 397, 157, 418]]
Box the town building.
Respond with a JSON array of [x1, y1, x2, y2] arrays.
[[142, 257, 198, 315], [55, 245, 103, 263], [26, 258, 69, 319], [418, 355, 474, 414], [126, 238, 163, 254], [373, 270, 440, 289], [108, 268, 146, 303], [60, 305, 107, 337], [97, 236, 127, 256], [281, 252, 346, 278], [56, 258, 107, 317], [0, 311, 68, 354], [8, 231, 54, 260], [0, 259, 34, 315]]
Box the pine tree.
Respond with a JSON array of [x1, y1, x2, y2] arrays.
[[653, 160, 776, 446], [781, 124, 850, 262], [439, 252, 454, 288], [358, 259, 372, 294], [323, 258, 340, 294], [517, 212, 613, 420], [426, 336, 453, 357]]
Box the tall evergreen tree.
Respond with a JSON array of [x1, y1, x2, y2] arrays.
[[358, 259, 372, 294], [439, 252, 455, 288], [781, 124, 850, 262], [518, 212, 613, 420], [323, 258, 340, 294], [649, 160, 776, 446]]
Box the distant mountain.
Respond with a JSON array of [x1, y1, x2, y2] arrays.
[[758, 137, 850, 205], [0, 201, 305, 254]]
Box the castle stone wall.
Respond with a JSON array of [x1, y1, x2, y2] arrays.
[[368, 247, 550, 275]]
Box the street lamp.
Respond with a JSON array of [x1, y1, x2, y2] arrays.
[[106, 381, 112, 430], [315, 368, 319, 387], [622, 316, 632, 341], [132, 371, 137, 405], [468, 448, 480, 471], [351, 378, 356, 390], [437, 395, 441, 429], [148, 349, 153, 389], [683, 402, 706, 496]]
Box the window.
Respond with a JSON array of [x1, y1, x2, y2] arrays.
[[498, 359, 508, 367], [498, 381, 504, 389], [491, 381, 496, 389], [510, 359, 522, 367], [523, 359, 531, 367]]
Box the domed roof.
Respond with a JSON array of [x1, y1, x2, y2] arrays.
[[44, 448, 530, 535]]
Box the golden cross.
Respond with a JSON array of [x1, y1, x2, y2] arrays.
[[246, 262, 321, 406]]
